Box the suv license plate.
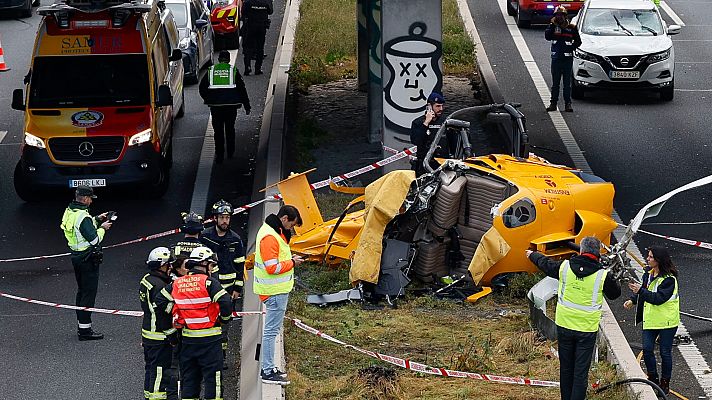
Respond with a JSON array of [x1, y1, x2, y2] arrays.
[[69, 179, 106, 188], [611, 71, 640, 79]]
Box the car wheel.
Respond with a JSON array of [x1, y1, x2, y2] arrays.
[[515, 4, 530, 28], [571, 81, 585, 100], [14, 161, 40, 202], [145, 153, 171, 198], [507, 0, 516, 16], [176, 90, 185, 118], [19, 0, 32, 18], [660, 80, 674, 102]]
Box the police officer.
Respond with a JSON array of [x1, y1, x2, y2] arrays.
[[155, 247, 233, 400], [200, 200, 246, 368], [173, 211, 205, 269], [242, 0, 273, 75], [527, 237, 621, 400], [199, 50, 251, 164], [60, 185, 112, 341], [545, 6, 581, 113], [410, 92, 454, 177], [139, 247, 177, 400]]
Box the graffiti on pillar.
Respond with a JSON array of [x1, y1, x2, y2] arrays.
[[383, 22, 443, 135], [367, 0, 382, 85]]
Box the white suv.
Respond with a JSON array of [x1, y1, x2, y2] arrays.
[[572, 0, 681, 101]]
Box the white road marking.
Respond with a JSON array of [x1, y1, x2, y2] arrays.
[[661, 1, 686, 27], [0, 131, 7, 144], [493, 0, 712, 396], [675, 89, 712, 92], [189, 49, 240, 214], [674, 39, 712, 41]]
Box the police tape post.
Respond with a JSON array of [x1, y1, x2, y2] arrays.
[[0, 147, 417, 264], [288, 317, 560, 388], [0, 289, 560, 388]]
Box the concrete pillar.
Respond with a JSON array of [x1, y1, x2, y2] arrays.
[[380, 0, 443, 170]]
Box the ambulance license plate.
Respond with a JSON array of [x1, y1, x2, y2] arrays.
[[69, 179, 106, 188], [610, 71, 640, 79]]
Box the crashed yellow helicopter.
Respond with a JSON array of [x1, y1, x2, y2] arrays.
[[268, 104, 617, 303]]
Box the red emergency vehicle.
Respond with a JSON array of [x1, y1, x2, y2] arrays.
[[507, 0, 585, 28]]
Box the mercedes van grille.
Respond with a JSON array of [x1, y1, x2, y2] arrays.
[[49, 136, 125, 162]]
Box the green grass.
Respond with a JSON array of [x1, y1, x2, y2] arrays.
[[290, 0, 477, 91], [294, 117, 329, 170]]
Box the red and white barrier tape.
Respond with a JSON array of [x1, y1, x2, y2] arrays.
[[0, 147, 417, 264], [637, 229, 712, 250], [383, 144, 418, 161], [0, 291, 264, 318], [288, 317, 560, 388]]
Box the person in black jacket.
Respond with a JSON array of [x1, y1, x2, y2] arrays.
[[545, 6, 582, 113], [200, 199, 245, 369], [139, 247, 177, 400], [199, 50, 251, 164], [409, 92, 452, 177], [527, 236, 620, 400], [242, 0, 273, 75], [624, 246, 680, 394]]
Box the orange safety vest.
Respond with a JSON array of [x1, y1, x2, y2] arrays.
[[171, 274, 220, 330]]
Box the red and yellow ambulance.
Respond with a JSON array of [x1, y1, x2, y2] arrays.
[[11, 0, 184, 200]]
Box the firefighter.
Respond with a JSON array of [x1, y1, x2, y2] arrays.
[[155, 247, 233, 400], [172, 212, 205, 270], [199, 50, 251, 164], [60, 185, 112, 341], [241, 0, 273, 75], [200, 199, 246, 368], [527, 236, 621, 400], [139, 247, 176, 400]]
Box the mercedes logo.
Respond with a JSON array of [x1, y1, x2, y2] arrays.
[[78, 141, 94, 157], [620, 57, 630, 67]]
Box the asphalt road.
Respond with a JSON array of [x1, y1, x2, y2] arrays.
[[470, 0, 712, 397], [0, 0, 285, 398]]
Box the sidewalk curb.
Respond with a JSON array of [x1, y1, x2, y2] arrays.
[[240, 0, 301, 399], [455, 1, 656, 399]]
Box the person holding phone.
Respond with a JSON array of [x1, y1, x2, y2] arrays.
[[60, 185, 112, 341], [410, 92, 445, 176], [253, 205, 303, 385]]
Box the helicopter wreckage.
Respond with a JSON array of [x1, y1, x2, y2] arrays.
[[271, 104, 620, 305]]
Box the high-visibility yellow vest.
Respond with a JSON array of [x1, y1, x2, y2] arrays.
[[253, 223, 294, 296], [643, 275, 680, 330], [208, 63, 237, 89], [60, 207, 104, 252], [556, 260, 608, 333]]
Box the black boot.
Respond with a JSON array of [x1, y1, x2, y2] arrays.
[[565, 103, 574, 112], [546, 101, 557, 112], [660, 377, 670, 395], [244, 60, 252, 76], [647, 374, 659, 387], [78, 328, 104, 341], [254, 62, 263, 75]]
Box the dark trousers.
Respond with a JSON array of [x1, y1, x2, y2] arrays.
[[210, 106, 238, 160], [643, 327, 676, 379], [243, 25, 268, 69], [143, 342, 174, 400], [168, 341, 181, 400], [551, 57, 574, 104], [180, 340, 224, 400], [557, 325, 597, 400], [72, 253, 100, 326]]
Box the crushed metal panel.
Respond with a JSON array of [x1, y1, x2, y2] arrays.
[[468, 226, 511, 285], [528, 277, 559, 341]]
